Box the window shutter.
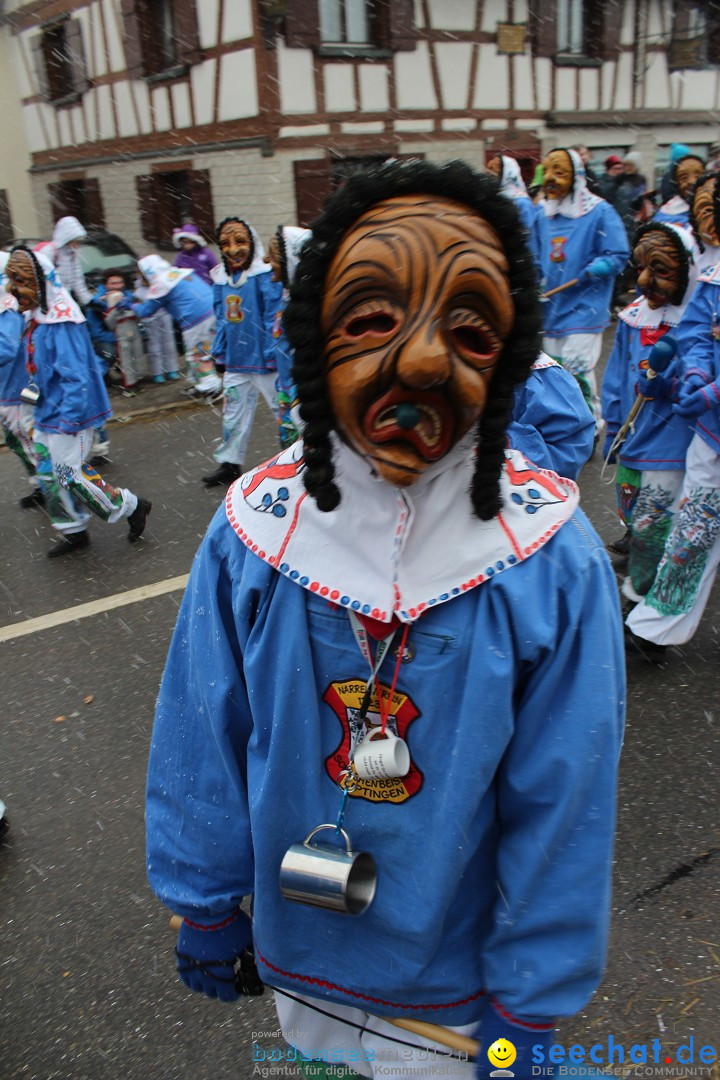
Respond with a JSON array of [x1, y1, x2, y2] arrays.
[[83, 179, 106, 229], [48, 182, 69, 220], [64, 18, 90, 96], [136, 175, 159, 243], [188, 171, 215, 240], [294, 159, 333, 227], [284, 0, 321, 48], [386, 0, 416, 51], [173, 0, 203, 66], [31, 34, 51, 100], [121, 0, 146, 78], [528, 0, 557, 57]]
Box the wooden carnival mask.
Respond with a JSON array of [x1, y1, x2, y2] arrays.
[[692, 177, 719, 248], [633, 230, 684, 309], [6, 249, 41, 313], [676, 157, 705, 202], [320, 194, 514, 488], [218, 220, 253, 276], [542, 150, 574, 202]]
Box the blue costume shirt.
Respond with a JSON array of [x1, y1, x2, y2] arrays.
[[211, 268, 283, 374], [0, 307, 27, 405]]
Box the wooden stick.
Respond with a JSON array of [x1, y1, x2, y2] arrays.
[[167, 914, 479, 1056], [541, 277, 579, 299]]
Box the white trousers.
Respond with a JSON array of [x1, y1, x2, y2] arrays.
[[543, 332, 603, 428], [214, 370, 278, 466]]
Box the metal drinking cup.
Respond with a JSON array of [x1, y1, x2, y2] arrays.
[[279, 824, 377, 915]]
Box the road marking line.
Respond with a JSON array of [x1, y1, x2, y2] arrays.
[[0, 574, 190, 644]]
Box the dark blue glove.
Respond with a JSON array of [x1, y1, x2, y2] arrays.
[[635, 371, 676, 400], [673, 380, 720, 417], [583, 257, 615, 280], [475, 1001, 555, 1080], [176, 908, 257, 1002]]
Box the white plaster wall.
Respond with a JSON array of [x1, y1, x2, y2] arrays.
[[197, 0, 220, 48], [621, 0, 636, 44], [150, 85, 170, 133], [473, 45, 509, 111], [171, 81, 192, 128], [23, 104, 47, 154], [132, 80, 153, 134], [116, 81, 139, 137], [13, 33, 35, 103], [601, 61, 616, 111], [534, 57, 553, 112], [277, 42, 316, 114], [647, 0, 666, 38], [218, 49, 258, 120], [513, 56, 535, 110], [324, 65, 355, 112], [413, 0, 424, 30], [190, 59, 216, 127], [221, 0, 253, 43], [435, 42, 473, 110], [0, 28, 40, 235], [427, 0, 477, 31], [683, 69, 720, 110], [91, 1, 107, 78], [58, 109, 73, 149], [514, 0, 529, 19], [103, 0, 125, 73], [359, 64, 389, 112], [554, 67, 575, 113], [643, 51, 670, 110], [481, 0, 508, 33], [82, 91, 97, 142], [579, 67, 599, 112], [395, 43, 437, 110], [614, 51, 633, 110]]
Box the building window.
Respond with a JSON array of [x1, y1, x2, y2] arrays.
[[136, 169, 214, 249], [31, 18, 89, 106], [48, 179, 106, 230], [121, 0, 202, 81], [668, 1, 720, 69], [528, 0, 621, 65], [320, 0, 370, 45], [284, 0, 416, 54]]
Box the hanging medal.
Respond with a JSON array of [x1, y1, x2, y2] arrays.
[[347, 613, 411, 781]]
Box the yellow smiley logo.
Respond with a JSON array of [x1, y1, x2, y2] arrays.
[[488, 1039, 517, 1069]]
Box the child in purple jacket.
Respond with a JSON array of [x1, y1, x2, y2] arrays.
[[172, 223, 219, 286]]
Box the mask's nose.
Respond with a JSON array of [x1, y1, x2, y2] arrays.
[[395, 321, 451, 390]]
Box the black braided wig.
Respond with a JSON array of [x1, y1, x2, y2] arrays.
[[215, 217, 254, 276], [687, 171, 720, 253], [10, 244, 48, 313], [283, 158, 542, 521], [275, 225, 290, 289], [632, 221, 692, 306]]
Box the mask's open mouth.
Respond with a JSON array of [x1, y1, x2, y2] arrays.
[[364, 390, 453, 460]]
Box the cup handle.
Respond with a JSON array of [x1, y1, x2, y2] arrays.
[[303, 823, 352, 855]]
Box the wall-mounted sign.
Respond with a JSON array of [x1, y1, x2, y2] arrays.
[[496, 23, 527, 55]]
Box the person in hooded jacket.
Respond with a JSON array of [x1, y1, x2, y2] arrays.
[[51, 216, 93, 308], [263, 225, 311, 449], [0, 251, 41, 506], [4, 246, 151, 557], [654, 155, 706, 227], [539, 147, 630, 435], [486, 155, 546, 271], [201, 218, 284, 486], [130, 255, 220, 394], [172, 222, 219, 286]]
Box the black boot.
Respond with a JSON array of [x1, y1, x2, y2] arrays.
[[202, 462, 241, 487], [127, 497, 152, 542], [624, 628, 669, 667], [19, 489, 45, 509], [47, 531, 90, 558]]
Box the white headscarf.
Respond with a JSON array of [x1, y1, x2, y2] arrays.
[[137, 254, 193, 299], [618, 222, 700, 330], [540, 148, 604, 219], [280, 226, 311, 290], [497, 156, 531, 201], [52, 216, 87, 249]]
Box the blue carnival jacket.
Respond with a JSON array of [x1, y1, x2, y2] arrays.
[[541, 203, 630, 336], [602, 319, 694, 469], [84, 284, 120, 348], [146, 499, 624, 1027], [514, 197, 547, 273], [28, 320, 112, 434], [0, 307, 27, 405], [133, 274, 213, 331], [264, 288, 295, 395], [510, 358, 594, 479], [674, 274, 720, 452], [211, 269, 284, 374]]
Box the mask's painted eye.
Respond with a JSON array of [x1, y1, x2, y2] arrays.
[[449, 321, 498, 361], [345, 312, 399, 337]]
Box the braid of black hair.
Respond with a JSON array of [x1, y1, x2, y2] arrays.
[[283, 158, 542, 519], [215, 216, 254, 276], [687, 171, 720, 252], [275, 225, 290, 290], [632, 221, 691, 306], [10, 244, 48, 313]]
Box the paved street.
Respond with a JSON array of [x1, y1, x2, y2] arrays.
[[1, 373, 718, 1079]]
